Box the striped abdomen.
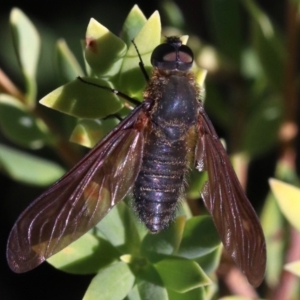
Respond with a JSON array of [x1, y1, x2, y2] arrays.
[[133, 131, 188, 233], [133, 73, 199, 233]]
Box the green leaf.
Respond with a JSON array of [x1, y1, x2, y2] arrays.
[[167, 287, 206, 300], [118, 11, 161, 99], [177, 201, 192, 220], [177, 216, 220, 259], [120, 5, 147, 47], [47, 231, 118, 274], [187, 169, 207, 199], [83, 261, 135, 300], [84, 18, 127, 78], [260, 192, 285, 287], [0, 94, 50, 149], [55, 39, 84, 82], [136, 279, 168, 300], [285, 260, 300, 277], [126, 284, 141, 300], [220, 297, 264, 300], [205, 0, 242, 64], [269, 178, 300, 232], [0, 143, 65, 186], [141, 216, 185, 261], [154, 257, 211, 293], [96, 201, 143, 254], [70, 118, 119, 148], [195, 245, 222, 275], [243, 0, 285, 92], [40, 77, 123, 119], [10, 8, 40, 106]]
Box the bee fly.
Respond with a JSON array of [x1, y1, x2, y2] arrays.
[[7, 36, 266, 287]]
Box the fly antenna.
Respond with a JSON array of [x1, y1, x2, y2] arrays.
[[77, 77, 140, 107], [131, 39, 150, 82]]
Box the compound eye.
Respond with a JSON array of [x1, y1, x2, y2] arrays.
[[178, 45, 194, 64], [151, 44, 174, 64], [151, 43, 194, 71]]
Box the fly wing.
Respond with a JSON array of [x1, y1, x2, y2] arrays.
[[195, 107, 266, 287], [7, 106, 146, 273]]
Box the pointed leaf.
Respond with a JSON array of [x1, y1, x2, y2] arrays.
[[40, 77, 123, 119], [85, 18, 127, 77], [118, 11, 161, 98], [56, 39, 84, 81], [269, 179, 300, 232], [177, 216, 220, 259], [120, 5, 147, 47], [285, 260, 300, 277], [195, 245, 222, 275], [154, 257, 211, 293]]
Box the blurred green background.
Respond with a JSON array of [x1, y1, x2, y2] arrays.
[[1, 0, 299, 299]]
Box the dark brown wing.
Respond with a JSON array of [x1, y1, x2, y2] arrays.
[[195, 106, 266, 287], [7, 106, 146, 273]]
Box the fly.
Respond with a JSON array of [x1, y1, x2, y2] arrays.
[[6, 36, 266, 287]]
